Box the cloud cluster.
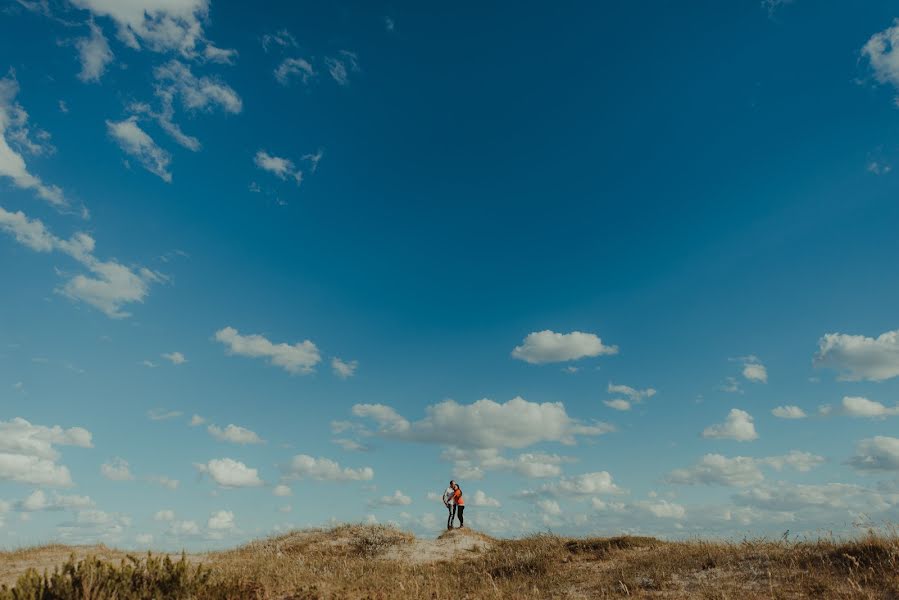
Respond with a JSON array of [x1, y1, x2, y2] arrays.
[[739, 356, 768, 383], [195, 458, 263, 487], [441, 448, 572, 480], [702, 409, 758, 441], [106, 117, 172, 182], [863, 21, 899, 103], [512, 330, 618, 364], [75, 21, 114, 83], [518, 471, 623, 499], [331, 357, 358, 378], [841, 396, 899, 418], [69, 0, 232, 59], [668, 451, 825, 487], [100, 457, 134, 481], [771, 405, 807, 419], [208, 424, 265, 445], [254, 151, 303, 185], [814, 330, 899, 381], [17, 489, 94, 511], [352, 396, 612, 449], [0, 417, 92, 487], [849, 436, 899, 471], [214, 327, 321, 374], [0, 74, 66, 208], [604, 382, 657, 411], [281, 454, 374, 482], [274, 57, 314, 85]]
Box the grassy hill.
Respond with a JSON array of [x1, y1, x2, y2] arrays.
[[2, 524, 898, 598]]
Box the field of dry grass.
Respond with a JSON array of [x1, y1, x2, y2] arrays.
[[2, 524, 899, 598]]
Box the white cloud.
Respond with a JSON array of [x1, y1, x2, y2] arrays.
[[17, 490, 94, 512], [353, 397, 612, 450], [702, 409, 758, 442], [841, 396, 899, 418], [739, 356, 768, 383], [332, 357, 358, 378], [512, 330, 618, 364], [669, 454, 765, 487], [254, 151, 302, 185], [272, 484, 292, 497], [69, 0, 227, 58], [208, 424, 264, 445], [207, 510, 235, 530], [771, 405, 807, 419], [735, 482, 891, 513], [168, 520, 200, 536], [214, 326, 321, 375], [520, 471, 623, 499], [469, 490, 501, 508], [668, 451, 825, 487], [62, 509, 131, 538], [762, 450, 826, 472], [814, 330, 899, 381], [262, 30, 297, 53], [154, 509, 175, 521], [147, 409, 182, 421], [0, 74, 66, 207], [849, 436, 899, 471], [324, 50, 359, 86], [604, 382, 657, 412], [863, 20, 899, 103], [76, 21, 114, 83], [371, 490, 412, 507], [106, 116, 172, 182], [100, 457, 134, 481], [274, 57, 314, 85], [136, 533, 153, 545], [0, 417, 91, 487], [281, 454, 373, 482], [868, 160, 892, 175], [635, 499, 685, 519], [720, 376, 742, 394], [603, 399, 631, 411], [189, 414, 205, 426], [352, 404, 410, 434], [302, 149, 323, 173], [441, 448, 571, 480], [333, 438, 368, 452], [121, 60, 241, 156], [0, 454, 74, 487], [147, 475, 179, 490], [607, 382, 656, 403], [162, 351, 186, 365], [537, 499, 562, 516], [195, 458, 263, 488], [153, 60, 242, 114]]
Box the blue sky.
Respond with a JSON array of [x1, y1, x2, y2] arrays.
[[3, 0, 899, 549]]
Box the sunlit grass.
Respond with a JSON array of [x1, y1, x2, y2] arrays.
[[2, 524, 899, 598]]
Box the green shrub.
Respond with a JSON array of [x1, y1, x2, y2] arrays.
[[0, 552, 252, 600]]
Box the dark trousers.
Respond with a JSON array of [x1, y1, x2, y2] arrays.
[[456, 505, 464, 527], [446, 504, 456, 528]]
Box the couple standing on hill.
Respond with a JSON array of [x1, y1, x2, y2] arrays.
[[442, 480, 465, 530]]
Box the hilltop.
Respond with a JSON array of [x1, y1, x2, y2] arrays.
[[2, 524, 898, 598]]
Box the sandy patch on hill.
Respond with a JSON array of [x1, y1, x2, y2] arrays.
[[384, 528, 493, 563]]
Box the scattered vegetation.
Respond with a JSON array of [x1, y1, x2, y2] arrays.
[[3, 525, 899, 598]]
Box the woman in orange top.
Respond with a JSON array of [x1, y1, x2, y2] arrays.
[[453, 483, 465, 528]]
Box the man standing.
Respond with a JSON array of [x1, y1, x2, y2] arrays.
[[442, 480, 456, 530]]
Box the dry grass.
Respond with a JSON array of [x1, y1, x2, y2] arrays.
[[3, 525, 899, 598]]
